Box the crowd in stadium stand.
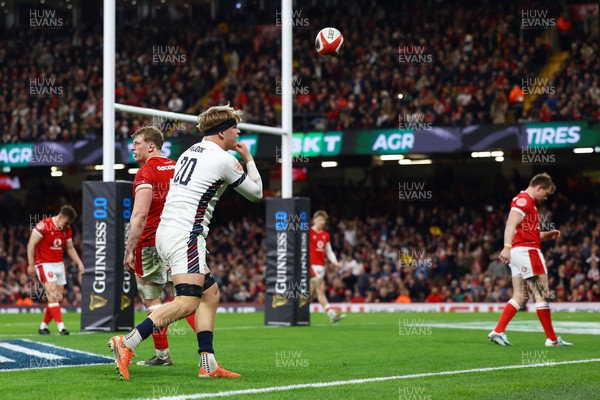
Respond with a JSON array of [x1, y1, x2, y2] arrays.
[[1, 172, 599, 306], [0, 0, 598, 144]]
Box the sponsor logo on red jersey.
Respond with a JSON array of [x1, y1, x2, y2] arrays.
[[310, 227, 330, 266], [33, 217, 72, 263]]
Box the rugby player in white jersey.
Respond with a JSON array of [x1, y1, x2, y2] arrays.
[[109, 104, 262, 380]]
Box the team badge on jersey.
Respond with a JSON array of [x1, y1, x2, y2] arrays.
[[516, 198, 527, 207]]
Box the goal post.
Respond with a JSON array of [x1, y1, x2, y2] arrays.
[[103, 0, 294, 199], [98, 0, 305, 329]]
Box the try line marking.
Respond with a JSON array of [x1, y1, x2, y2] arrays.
[[137, 358, 600, 400]]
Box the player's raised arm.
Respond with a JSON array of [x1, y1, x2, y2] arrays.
[[229, 143, 262, 202]]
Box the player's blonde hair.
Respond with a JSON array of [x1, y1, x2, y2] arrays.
[[313, 210, 329, 221], [131, 126, 165, 150], [197, 103, 243, 136], [529, 172, 555, 194]]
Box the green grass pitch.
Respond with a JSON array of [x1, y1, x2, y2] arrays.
[[0, 311, 599, 399]]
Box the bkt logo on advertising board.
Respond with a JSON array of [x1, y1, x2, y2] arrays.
[[0, 339, 114, 371], [275, 211, 309, 231]]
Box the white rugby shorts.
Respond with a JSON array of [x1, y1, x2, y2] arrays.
[[508, 247, 547, 279], [156, 225, 208, 276], [36, 262, 67, 285], [310, 265, 325, 279]]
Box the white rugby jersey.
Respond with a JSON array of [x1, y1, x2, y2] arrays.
[[159, 140, 262, 237]]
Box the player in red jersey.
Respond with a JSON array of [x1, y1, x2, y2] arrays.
[[27, 205, 83, 335], [489, 173, 572, 347], [123, 126, 182, 365], [310, 210, 345, 323]]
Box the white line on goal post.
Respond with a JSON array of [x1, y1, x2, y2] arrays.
[[136, 358, 600, 400], [113, 104, 286, 136], [102, 0, 115, 182]]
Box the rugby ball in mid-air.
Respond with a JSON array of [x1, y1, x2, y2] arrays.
[[315, 27, 344, 58]]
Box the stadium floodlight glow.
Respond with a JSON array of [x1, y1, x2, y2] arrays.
[[114, 164, 126, 170], [595, 146, 600, 153], [50, 171, 63, 177], [491, 151, 504, 157], [2, 166, 10, 173], [321, 161, 338, 168], [399, 159, 432, 165], [51, 166, 58, 172], [128, 168, 139, 174], [495, 156, 504, 162], [380, 154, 405, 161], [573, 147, 594, 154]]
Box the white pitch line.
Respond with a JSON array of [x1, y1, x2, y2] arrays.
[[0, 362, 114, 373], [18, 339, 115, 360], [0, 354, 15, 363], [0, 332, 92, 338], [422, 321, 600, 335], [136, 358, 600, 400], [0, 342, 64, 360]]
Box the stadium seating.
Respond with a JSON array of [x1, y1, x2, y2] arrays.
[[1, 171, 598, 305], [1, 0, 597, 142]]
